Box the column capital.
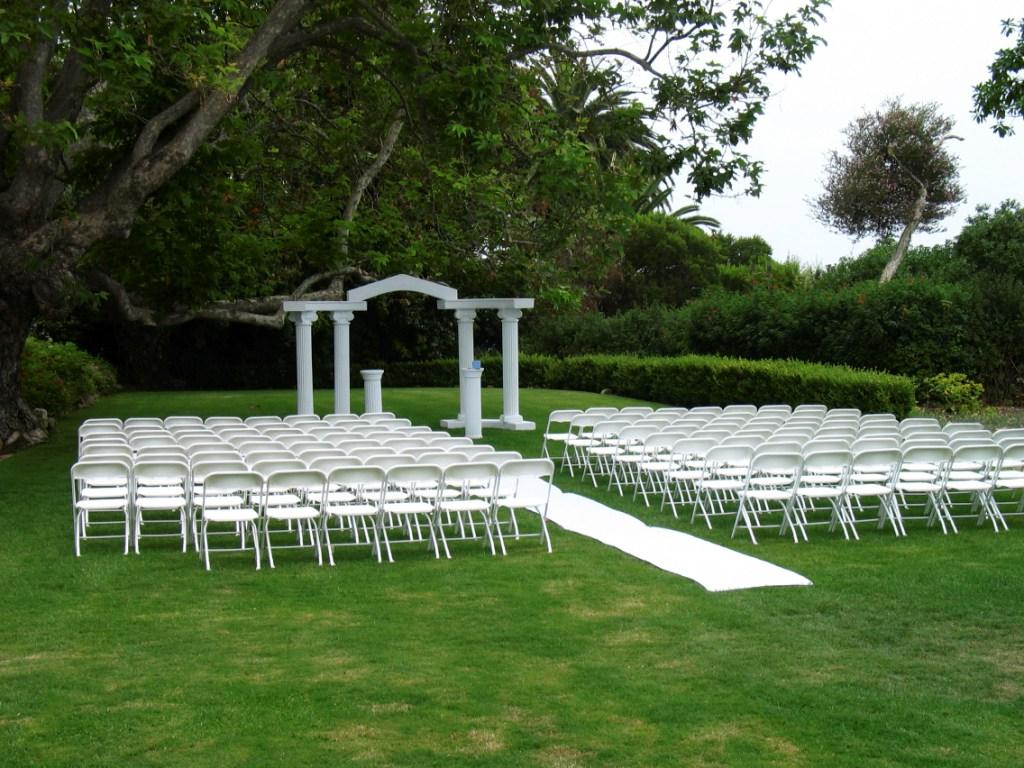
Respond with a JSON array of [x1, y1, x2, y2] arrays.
[[290, 310, 318, 326], [453, 308, 477, 323], [329, 310, 355, 325], [497, 308, 523, 322]]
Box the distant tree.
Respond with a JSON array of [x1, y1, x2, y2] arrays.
[[973, 18, 1024, 136], [954, 200, 1024, 278], [600, 214, 721, 312], [714, 233, 773, 267], [813, 100, 964, 283]]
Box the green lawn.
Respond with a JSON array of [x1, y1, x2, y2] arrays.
[[1, 388, 1022, 767]]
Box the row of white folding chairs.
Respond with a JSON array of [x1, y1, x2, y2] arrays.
[[70, 456, 554, 567], [653, 441, 1024, 544], [639, 429, 1024, 511]]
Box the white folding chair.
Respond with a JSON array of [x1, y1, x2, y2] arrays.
[[492, 459, 555, 553], [132, 460, 190, 553], [321, 465, 387, 563], [732, 452, 803, 544], [845, 448, 904, 536], [261, 469, 325, 567], [895, 445, 954, 534], [71, 460, 132, 556], [692, 445, 753, 528], [377, 464, 446, 561], [438, 462, 501, 554], [198, 471, 263, 570], [541, 409, 582, 466]]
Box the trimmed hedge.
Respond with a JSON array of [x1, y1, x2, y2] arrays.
[[20, 337, 119, 417], [378, 353, 916, 417]]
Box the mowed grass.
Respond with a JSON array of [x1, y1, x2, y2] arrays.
[[1, 388, 1023, 767]]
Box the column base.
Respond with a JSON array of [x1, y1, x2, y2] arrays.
[[440, 417, 536, 431]]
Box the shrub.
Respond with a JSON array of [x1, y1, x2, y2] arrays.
[[381, 353, 916, 417], [916, 373, 984, 415], [19, 338, 118, 416]]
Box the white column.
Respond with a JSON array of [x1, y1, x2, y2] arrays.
[[291, 311, 318, 415], [360, 369, 384, 414], [461, 367, 483, 439], [497, 308, 523, 425], [454, 309, 476, 420], [330, 311, 354, 414]]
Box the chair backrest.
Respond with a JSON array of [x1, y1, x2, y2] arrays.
[[124, 417, 164, 428], [382, 438, 429, 451], [425, 437, 474, 450], [703, 444, 754, 469], [719, 435, 763, 450], [327, 465, 386, 489], [800, 449, 852, 475], [249, 459, 306, 477], [71, 459, 131, 485], [755, 440, 805, 456], [497, 458, 555, 481], [802, 438, 851, 454], [133, 460, 190, 486], [385, 463, 442, 486], [263, 469, 326, 494], [994, 428, 1024, 445], [244, 415, 283, 426], [298, 449, 349, 463], [618, 406, 654, 417], [242, 450, 295, 465], [722, 404, 758, 416], [746, 452, 802, 487], [793, 404, 827, 414], [205, 416, 244, 427], [671, 437, 718, 460], [901, 445, 953, 467], [459, 445, 496, 460], [191, 460, 249, 481], [130, 435, 180, 450], [362, 411, 397, 421], [136, 445, 188, 459], [202, 471, 264, 496], [584, 406, 619, 416], [366, 455, 410, 471], [309, 456, 362, 473], [950, 443, 1002, 466], [191, 449, 246, 466], [80, 444, 134, 459], [570, 413, 608, 433], [443, 462, 499, 485], [322, 413, 362, 424], [160, 416, 203, 428], [851, 436, 900, 453], [283, 414, 321, 425], [415, 452, 467, 469], [483, 451, 523, 467]]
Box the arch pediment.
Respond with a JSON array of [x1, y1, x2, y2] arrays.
[[346, 274, 458, 302]]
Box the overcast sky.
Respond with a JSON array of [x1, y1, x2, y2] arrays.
[[672, 0, 1023, 268]]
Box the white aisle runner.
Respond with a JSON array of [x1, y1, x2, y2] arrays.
[[538, 482, 812, 592]]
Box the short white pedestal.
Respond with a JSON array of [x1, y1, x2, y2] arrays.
[[360, 369, 384, 414], [461, 368, 483, 439]]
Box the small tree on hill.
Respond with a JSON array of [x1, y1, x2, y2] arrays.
[[813, 100, 964, 283]]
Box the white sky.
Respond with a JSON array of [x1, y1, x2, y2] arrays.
[[670, 0, 1024, 267]]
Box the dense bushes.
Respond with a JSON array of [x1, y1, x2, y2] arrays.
[[20, 338, 118, 416], [383, 353, 916, 417], [522, 278, 1024, 401]]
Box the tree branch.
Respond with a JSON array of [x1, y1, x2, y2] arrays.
[[130, 92, 202, 164], [339, 112, 405, 255], [93, 266, 375, 328]]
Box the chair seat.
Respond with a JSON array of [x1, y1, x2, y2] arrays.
[[135, 495, 187, 509], [797, 486, 843, 498], [82, 486, 128, 499], [996, 478, 1024, 490], [945, 480, 992, 492], [543, 433, 570, 442], [383, 501, 434, 515], [495, 496, 546, 509], [439, 499, 490, 513], [667, 469, 702, 481], [741, 489, 794, 502], [325, 490, 357, 504], [76, 498, 129, 511], [266, 505, 319, 521], [846, 483, 892, 496], [196, 494, 245, 508], [699, 479, 745, 491], [204, 506, 259, 523], [896, 482, 942, 493], [325, 503, 377, 518]]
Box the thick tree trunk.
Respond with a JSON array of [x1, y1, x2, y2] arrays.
[[880, 184, 928, 284], [0, 279, 43, 448]]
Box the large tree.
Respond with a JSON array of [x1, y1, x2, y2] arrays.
[[813, 99, 964, 283], [973, 18, 1024, 137], [0, 0, 828, 444]]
